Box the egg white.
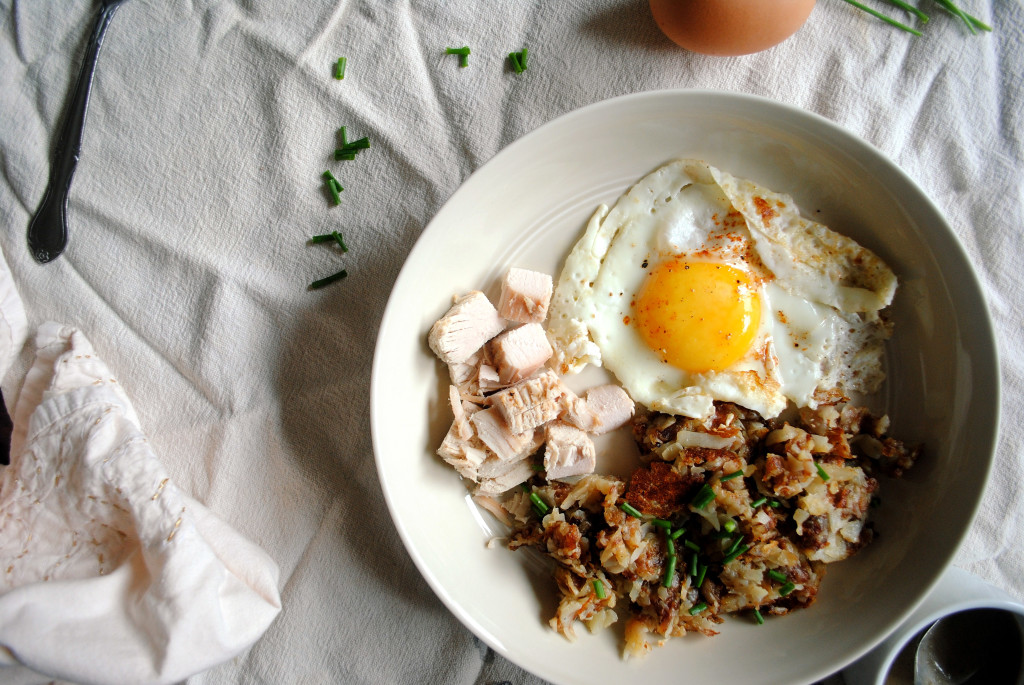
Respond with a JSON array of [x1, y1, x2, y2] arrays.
[[548, 159, 896, 420]]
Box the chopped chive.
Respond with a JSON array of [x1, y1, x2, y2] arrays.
[[692, 483, 715, 509], [458, 53, 469, 68], [690, 552, 699, 577], [715, 530, 734, 539], [520, 483, 530, 493], [529, 492, 550, 515], [696, 562, 707, 588], [520, 46, 528, 69], [662, 555, 677, 587], [839, 0, 923, 35], [751, 496, 768, 509], [884, 0, 929, 22], [334, 56, 346, 80], [330, 231, 348, 252], [666, 537, 676, 557], [593, 579, 606, 599], [508, 51, 523, 73], [310, 233, 334, 244], [619, 501, 643, 519], [322, 169, 340, 184], [779, 581, 796, 596], [726, 534, 745, 556], [934, 0, 976, 34], [768, 569, 788, 583], [723, 519, 738, 533], [343, 136, 371, 151], [336, 152, 357, 161], [445, 46, 470, 56], [753, 608, 765, 625], [327, 179, 342, 205], [670, 528, 687, 540], [651, 518, 673, 529], [338, 126, 348, 146], [721, 469, 744, 481], [815, 462, 831, 482], [769, 500, 781, 508], [683, 539, 700, 552], [722, 544, 749, 565], [309, 269, 348, 289], [688, 602, 708, 616]]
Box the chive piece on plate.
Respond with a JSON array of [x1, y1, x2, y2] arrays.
[[335, 151, 357, 161], [721, 469, 744, 481], [322, 169, 340, 184], [508, 51, 523, 73], [593, 579, 606, 599], [768, 569, 788, 583], [520, 46, 528, 69], [683, 539, 700, 552], [696, 563, 708, 588], [662, 555, 676, 587], [310, 269, 348, 289], [753, 608, 765, 625], [666, 537, 676, 557], [689, 602, 708, 616], [751, 496, 767, 509], [651, 518, 673, 529], [692, 483, 715, 509], [815, 462, 831, 482], [670, 528, 687, 540], [620, 501, 644, 518], [723, 518, 738, 533], [690, 552, 700, 577], [779, 581, 796, 596], [334, 56, 346, 79], [722, 544, 750, 565], [529, 492, 550, 515], [310, 233, 334, 244], [338, 126, 348, 146]]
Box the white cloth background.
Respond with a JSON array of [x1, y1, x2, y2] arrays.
[[1, 0, 1021, 683]]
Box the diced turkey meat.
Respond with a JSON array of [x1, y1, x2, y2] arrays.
[[498, 267, 553, 324], [428, 291, 506, 365]]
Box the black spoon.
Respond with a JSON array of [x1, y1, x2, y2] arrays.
[[27, 0, 129, 264]]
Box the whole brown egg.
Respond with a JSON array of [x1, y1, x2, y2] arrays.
[[649, 0, 817, 56]]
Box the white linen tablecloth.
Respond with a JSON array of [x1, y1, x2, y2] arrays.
[[1, 0, 1021, 683]]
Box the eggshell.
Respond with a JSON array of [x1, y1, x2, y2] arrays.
[[649, 0, 816, 56]]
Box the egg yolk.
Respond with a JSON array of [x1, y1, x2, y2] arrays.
[[634, 259, 761, 373]]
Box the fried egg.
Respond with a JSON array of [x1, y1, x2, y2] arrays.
[[547, 159, 896, 420]]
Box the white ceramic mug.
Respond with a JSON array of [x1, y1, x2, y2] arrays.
[[843, 565, 1024, 685]]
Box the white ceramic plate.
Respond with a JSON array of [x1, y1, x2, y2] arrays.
[[370, 90, 999, 685]]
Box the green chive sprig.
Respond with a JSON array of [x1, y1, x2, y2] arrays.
[[768, 569, 788, 583], [593, 578, 607, 599], [529, 492, 550, 516], [779, 581, 796, 597], [751, 496, 767, 509], [723, 518, 738, 533], [722, 544, 750, 565], [753, 608, 765, 625], [334, 57, 346, 80], [688, 602, 708, 616], [721, 469, 744, 481], [840, 0, 923, 35]]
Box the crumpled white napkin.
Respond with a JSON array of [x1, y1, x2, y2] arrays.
[[0, 260, 281, 684]]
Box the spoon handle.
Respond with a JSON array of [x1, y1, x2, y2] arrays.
[[27, 1, 123, 264]]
